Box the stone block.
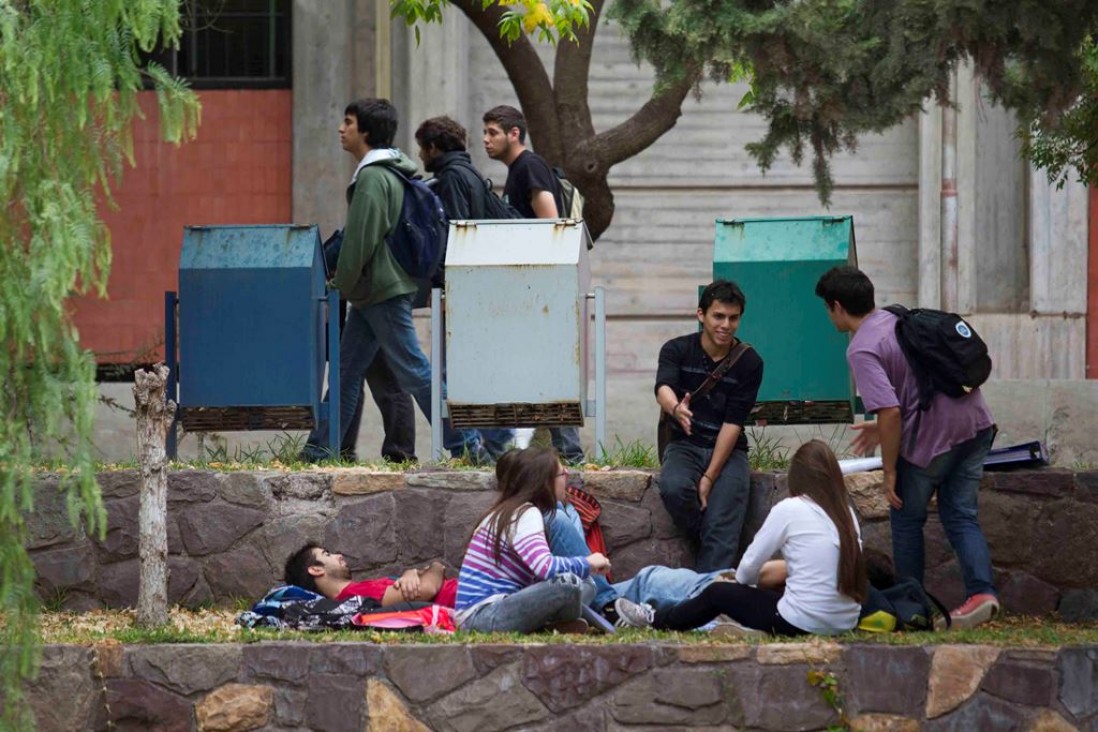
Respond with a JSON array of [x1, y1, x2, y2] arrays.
[[266, 472, 334, 517], [612, 538, 694, 582], [393, 489, 448, 564], [427, 664, 550, 732], [639, 486, 679, 545], [844, 645, 930, 717], [600, 500, 653, 550], [195, 683, 273, 732], [324, 493, 399, 571], [204, 544, 276, 604], [1032, 500, 1098, 587], [167, 556, 202, 605], [998, 571, 1060, 616], [94, 639, 125, 678], [307, 673, 364, 732], [271, 686, 307, 727], [609, 667, 728, 727], [442, 491, 496, 566], [310, 644, 383, 676], [469, 644, 523, 674], [756, 642, 842, 666], [385, 646, 476, 703], [581, 470, 651, 502], [331, 469, 404, 495], [28, 646, 99, 732], [1029, 709, 1081, 732], [985, 469, 1075, 498], [177, 502, 266, 556], [924, 693, 1033, 731], [737, 663, 840, 731], [405, 471, 495, 491], [169, 470, 220, 503], [1075, 471, 1098, 504], [521, 645, 654, 712], [101, 678, 194, 732], [98, 470, 141, 498], [253, 514, 331, 575], [243, 642, 313, 685], [926, 645, 1000, 718], [127, 645, 242, 696], [32, 540, 95, 597], [845, 472, 890, 521], [218, 472, 273, 509], [677, 645, 753, 664], [366, 679, 432, 732], [924, 561, 966, 611], [849, 714, 920, 731], [95, 495, 140, 561], [1058, 647, 1098, 719], [98, 559, 139, 607], [1059, 589, 1098, 622], [982, 657, 1055, 706], [26, 478, 82, 550]]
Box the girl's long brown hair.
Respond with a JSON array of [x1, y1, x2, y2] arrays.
[[479, 447, 561, 563], [787, 440, 868, 603]]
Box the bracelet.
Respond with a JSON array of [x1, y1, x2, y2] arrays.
[[700, 474, 715, 483], [671, 402, 681, 417]]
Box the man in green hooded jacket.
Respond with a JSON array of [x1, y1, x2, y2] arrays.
[[302, 98, 485, 462]]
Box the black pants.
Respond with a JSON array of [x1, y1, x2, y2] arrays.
[[653, 582, 807, 636]]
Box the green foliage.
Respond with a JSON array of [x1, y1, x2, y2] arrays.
[[748, 427, 791, 471], [592, 437, 659, 468], [391, 0, 592, 45], [0, 1, 199, 728], [1025, 37, 1098, 189], [807, 668, 849, 731]]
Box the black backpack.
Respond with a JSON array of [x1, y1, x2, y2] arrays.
[[858, 577, 951, 632], [883, 304, 992, 410], [384, 169, 448, 280], [448, 158, 522, 220]]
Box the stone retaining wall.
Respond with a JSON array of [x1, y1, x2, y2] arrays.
[[26, 640, 1098, 731], [27, 468, 1098, 619]]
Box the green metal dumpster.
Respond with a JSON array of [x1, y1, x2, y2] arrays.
[[713, 215, 857, 424]]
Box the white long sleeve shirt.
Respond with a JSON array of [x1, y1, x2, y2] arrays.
[[736, 496, 862, 634]]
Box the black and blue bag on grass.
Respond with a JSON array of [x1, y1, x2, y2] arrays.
[[385, 170, 448, 280], [858, 578, 951, 632]]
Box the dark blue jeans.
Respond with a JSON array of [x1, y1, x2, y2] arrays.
[[658, 442, 750, 572], [305, 294, 477, 458], [892, 426, 996, 598]]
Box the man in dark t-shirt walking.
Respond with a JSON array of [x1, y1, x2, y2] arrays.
[[655, 280, 764, 572], [482, 104, 583, 463]]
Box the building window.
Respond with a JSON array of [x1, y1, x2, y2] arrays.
[[147, 0, 291, 88]]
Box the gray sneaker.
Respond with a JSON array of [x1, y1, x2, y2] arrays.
[[614, 598, 655, 629]]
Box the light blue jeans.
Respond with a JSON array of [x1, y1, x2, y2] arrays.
[[892, 426, 997, 599], [612, 565, 730, 612], [545, 504, 611, 608], [305, 294, 479, 458]]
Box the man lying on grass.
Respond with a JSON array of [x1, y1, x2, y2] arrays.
[[284, 543, 457, 608]]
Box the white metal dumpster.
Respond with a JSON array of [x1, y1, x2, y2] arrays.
[[443, 219, 592, 428]]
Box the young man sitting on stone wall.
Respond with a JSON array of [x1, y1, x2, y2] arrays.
[[284, 543, 458, 608]]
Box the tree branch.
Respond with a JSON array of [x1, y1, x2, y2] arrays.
[[450, 0, 561, 155], [551, 0, 606, 152], [582, 72, 697, 170]]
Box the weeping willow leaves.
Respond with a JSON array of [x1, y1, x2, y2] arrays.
[[0, 1, 199, 728]]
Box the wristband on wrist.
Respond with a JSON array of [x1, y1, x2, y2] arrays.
[[701, 473, 715, 483], [671, 401, 680, 417]]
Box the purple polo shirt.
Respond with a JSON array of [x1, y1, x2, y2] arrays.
[[847, 309, 994, 468]]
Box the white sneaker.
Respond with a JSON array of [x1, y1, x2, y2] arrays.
[[711, 616, 766, 639], [614, 598, 655, 629]]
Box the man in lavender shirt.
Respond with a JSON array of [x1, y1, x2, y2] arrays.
[[815, 266, 999, 630]]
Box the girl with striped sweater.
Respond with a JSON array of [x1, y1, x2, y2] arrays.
[[456, 447, 611, 633]]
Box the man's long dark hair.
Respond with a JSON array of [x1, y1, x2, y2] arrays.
[[787, 440, 868, 603]]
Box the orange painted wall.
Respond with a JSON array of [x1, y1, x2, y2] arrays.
[[71, 89, 292, 363]]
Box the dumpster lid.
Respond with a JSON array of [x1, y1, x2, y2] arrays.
[[180, 225, 320, 270], [445, 219, 591, 266]]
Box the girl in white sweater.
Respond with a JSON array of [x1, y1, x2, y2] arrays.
[[653, 439, 868, 635]]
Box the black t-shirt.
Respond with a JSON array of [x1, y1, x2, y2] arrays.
[[654, 333, 764, 451], [503, 150, 564, 218]]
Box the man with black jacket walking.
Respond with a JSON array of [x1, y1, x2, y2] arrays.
[[415, 115, 515, 458]]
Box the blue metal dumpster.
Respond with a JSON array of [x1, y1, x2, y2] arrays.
[[166, 225, 339, 455], [714, 215, 857, 424]]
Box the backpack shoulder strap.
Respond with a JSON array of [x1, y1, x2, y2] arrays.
[[883, 304, 908, 317]]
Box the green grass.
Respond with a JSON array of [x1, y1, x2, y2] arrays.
[[592, 437, 659, 469], [748, 426, 791, 471]]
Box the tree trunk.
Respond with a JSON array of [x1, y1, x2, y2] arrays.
[[133, 363, 175, 627]]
